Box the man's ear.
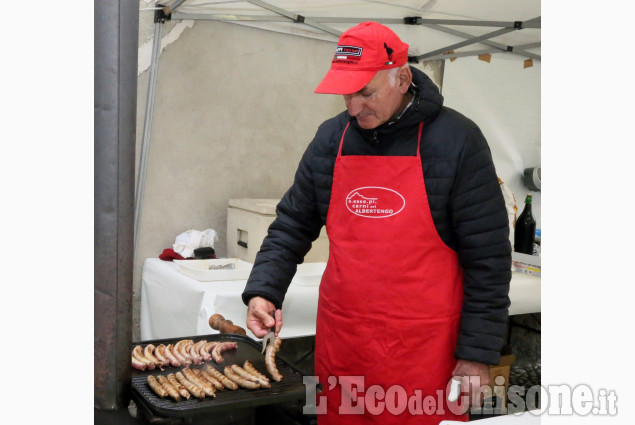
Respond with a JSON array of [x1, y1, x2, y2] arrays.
[[398, 65, 413, 94]]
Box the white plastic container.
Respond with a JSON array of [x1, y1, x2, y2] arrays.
[[226, 198, 329, 263], [173, 258, 253, 281]]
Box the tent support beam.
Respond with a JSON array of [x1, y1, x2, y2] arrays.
[[423, 48, 501, 61], [416, 27, 517, 60], [310, 17, 540, 28], [171, 13, 291, 22], [422, 22, 541, 61], [166, 13, 540, 30], [416, 16, 541, 61], [166, 5, 540, 59], [422, 48, 531, 62], [514, 42, 541, 50], [134, 18, 164, 255], [246, 0, 342, 37]]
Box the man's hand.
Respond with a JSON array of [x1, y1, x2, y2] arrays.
[[452, 359, 490, 408], [246, 296, 283, 338]]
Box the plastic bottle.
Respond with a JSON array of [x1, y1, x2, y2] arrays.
[[514, 194, 536, 255]]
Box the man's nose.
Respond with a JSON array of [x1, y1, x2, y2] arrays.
[[344, 94, 363, 116]]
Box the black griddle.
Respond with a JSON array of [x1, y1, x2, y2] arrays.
[[130, 333, 311, 419]]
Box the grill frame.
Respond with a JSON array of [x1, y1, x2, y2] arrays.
[[130, 333, 310, 419]]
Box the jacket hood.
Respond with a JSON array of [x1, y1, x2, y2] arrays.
[[350, 66, 444, 137]]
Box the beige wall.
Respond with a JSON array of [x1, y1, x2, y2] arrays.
[[133, 13, 444, 341]]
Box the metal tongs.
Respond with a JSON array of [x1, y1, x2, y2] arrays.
[[261, 310, 276, 354]]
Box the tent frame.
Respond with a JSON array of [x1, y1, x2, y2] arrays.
[[162, 0, 541, 62]]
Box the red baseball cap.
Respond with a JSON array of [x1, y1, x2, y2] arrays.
[[314, 21, 409, 95]]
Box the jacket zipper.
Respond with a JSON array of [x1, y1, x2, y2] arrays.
[[373, 131, 382, 154]]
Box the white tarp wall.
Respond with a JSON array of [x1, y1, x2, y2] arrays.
[[442, 57, 541, 227]]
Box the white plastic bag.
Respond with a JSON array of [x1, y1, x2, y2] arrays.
[[173, 229, 218, 258]]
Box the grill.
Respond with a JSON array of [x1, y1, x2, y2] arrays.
[[130, 333, 309, 420]]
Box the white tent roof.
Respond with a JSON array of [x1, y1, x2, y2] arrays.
[[161, 0, 540, 63]]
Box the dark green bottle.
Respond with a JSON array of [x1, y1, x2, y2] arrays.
[[514, 194, 536, 255]]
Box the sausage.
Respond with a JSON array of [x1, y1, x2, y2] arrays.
[[199, 368, 225, 391], [174, 340, 193, 365], [175, 371, 205, 399], [189, 340, 205, 365], [164, 344, 182, 367], [224, 366, 260, 389], [204, 365, 238, 390], [265, 337, 283, 382], [200, 342, 218, 362], [167, 373, 190, 400], [156, 374, 181, 401], [144, 344, 165, 370], [171, 341, 189, 365], [182, 340, 197, 362], [132, 355, 146, 371], [132, 346, 155, 370], [230, 364, 259, 383], [147, 375, 168, 398], [212, 341, 238, 363], [240, 362, 271, 388], [243, 361, 270, 383], [183, 368, 216, 397], [232, 364, 271, 388], [154, 344, 171, 368], [192, 368, 224, 392]]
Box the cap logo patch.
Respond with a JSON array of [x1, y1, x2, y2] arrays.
[[333, 45, 363, 63]]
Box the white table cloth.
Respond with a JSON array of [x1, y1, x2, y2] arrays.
[[140, 258, 540, 341]]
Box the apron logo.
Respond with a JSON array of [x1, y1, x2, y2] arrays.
[[346, 187, 405, 218]]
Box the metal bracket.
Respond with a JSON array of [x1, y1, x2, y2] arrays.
[[155, 6, 171, 23], [506, 46, 514, 52], [514, 21, 523, 29], [295, 14, 305, 23], [404, 16, 421, 25], [407, 56, 420, 64]]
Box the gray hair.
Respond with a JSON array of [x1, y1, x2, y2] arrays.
[[387, 67, 400, 87]]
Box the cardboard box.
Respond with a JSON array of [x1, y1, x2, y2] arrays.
[[511, 252, 541, 277], [488, 352, 516, 410], [478, 345, 516, 413]]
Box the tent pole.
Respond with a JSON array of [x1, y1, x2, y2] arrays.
[[134, 18, 163, 257], [417, 26, 516, 60], [421, 22, 540, 62], [247, 0, 342, 37]]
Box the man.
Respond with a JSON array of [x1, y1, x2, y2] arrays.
[[242, 22, 511, 424]]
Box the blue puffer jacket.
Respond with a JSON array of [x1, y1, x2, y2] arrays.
[[242, 66, 511, 365]]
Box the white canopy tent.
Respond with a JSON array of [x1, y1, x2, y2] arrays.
[[136, 0, 541, 250], [162, 0, 540, 61]]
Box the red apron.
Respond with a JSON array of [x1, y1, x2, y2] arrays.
[[314, 122, 467, 424]]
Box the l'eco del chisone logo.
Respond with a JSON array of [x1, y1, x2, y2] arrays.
[[345, 187, 406, 218]]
